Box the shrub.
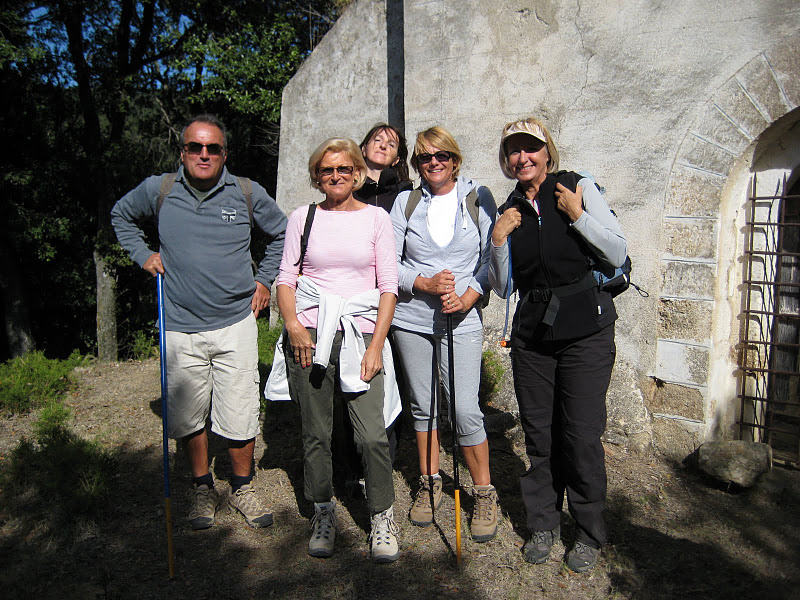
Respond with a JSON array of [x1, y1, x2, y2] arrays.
[[480, 349, 505, 403], [129, 328, 156, 360], [0, 350, 86, 414], [257, 318, 284, 367]]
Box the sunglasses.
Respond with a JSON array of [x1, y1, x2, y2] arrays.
[[183, 142, 225, 156], [317, 165, 355, 177], [417, 151, 452, 165]]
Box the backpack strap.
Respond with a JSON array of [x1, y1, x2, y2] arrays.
[[464, 188, 480, 231], [156, 173, 254, 227], [294, 203, 317, 275], [237, 176, 254, 227], [404, 189, 423, 221], [156, 173, 177, 220], [405, 187, 481, 233]]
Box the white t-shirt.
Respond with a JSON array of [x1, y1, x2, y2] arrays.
[[426, 187, 459, 247]]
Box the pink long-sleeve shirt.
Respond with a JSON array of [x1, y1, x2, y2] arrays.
[[276, 203, 398, 333]]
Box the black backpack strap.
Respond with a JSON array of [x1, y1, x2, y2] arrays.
[[294, 203, 317, 275], [237, 176, 254, 227], [156, 173, 177, 222]]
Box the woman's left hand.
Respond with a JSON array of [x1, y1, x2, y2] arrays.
[[555, 183, 584, 222], [361, 343, 383, 382], [441, 288, 479, 314]]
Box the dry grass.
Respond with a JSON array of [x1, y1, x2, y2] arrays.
[[1, 359, 799, 600]]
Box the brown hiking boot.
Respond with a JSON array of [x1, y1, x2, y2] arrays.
[[187, 483, 220, 530], [228, 483, 274, 528], [471, 484, 498, 542], [409, 475, 442, 527]]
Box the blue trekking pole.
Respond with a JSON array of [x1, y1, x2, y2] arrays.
[[157, 273, 175, 578]]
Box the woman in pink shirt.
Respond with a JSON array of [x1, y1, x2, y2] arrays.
[[275, 138, 399, 563]]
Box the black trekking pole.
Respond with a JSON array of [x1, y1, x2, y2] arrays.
[[446, 313, 462, 564], [157, 273, 175, 578]]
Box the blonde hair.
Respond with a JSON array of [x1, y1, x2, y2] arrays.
[[308, 138, 368, 191], [410, 126, 463, 179], [498, 117, 560, 179]]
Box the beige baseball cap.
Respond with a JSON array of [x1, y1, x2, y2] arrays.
[[501, 122, 547, 145]]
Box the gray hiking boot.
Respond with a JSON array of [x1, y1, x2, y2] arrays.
[[308, 501, 336, 558], [188, 483, 220, 530], [565, 541, 601, 573], [370, 506, 400, 563], [228, 483, 274, 528], [409, 475, 442, 527], [523, 526, 560, 564], [471, 484, 498, 542]]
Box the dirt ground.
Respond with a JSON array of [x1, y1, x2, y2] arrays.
[[1, 359, 799, 600]]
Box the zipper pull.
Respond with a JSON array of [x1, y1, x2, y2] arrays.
[[538, 215, 542, 230]]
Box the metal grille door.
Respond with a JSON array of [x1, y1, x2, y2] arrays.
[[738, 173, 800, 466]]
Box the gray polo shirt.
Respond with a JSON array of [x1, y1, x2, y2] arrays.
[[111, 166, 287, 332]]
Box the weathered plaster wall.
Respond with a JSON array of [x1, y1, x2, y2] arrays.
[[277, 0, 800, 457]]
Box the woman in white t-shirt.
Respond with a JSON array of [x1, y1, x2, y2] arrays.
[[389, 126, 499, 542]]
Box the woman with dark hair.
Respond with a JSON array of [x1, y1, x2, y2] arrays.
[[338, 124, 413, 483], [489, 117, 627, 573], [354, 123, 413, 211]]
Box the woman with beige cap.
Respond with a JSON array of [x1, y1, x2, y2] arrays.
[[489, 117, 627, 573]]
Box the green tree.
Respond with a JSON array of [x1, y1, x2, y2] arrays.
[[0, 1, 341, 360]]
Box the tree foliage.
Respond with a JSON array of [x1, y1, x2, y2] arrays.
[[0, 0, 342, 360]]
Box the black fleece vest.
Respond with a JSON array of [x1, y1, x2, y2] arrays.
[[499, 171, 616, 345]]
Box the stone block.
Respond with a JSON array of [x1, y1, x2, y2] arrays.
[[664, 165, 725, 218], [662, 218, 718, 260], [652, 416, 704, 461], [736, 54, 791, 124], [675, 134, 737, 177], [690, 106, 750, 157], [661, 261, 716, 300], [713, 77, 770, 141], [657, 298, 713, 342], [765, 33, 800, 110], [697, 440, 772, 487], [646, 379, 705, 420], [655, 339, 709, 386]]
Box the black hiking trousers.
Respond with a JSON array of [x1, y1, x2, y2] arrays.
[[511, 324, 615, 549]]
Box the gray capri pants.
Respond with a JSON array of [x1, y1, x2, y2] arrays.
[[391, 326, 486, 447]]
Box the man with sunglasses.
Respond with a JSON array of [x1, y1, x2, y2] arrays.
[[111, 114, 287, 531]]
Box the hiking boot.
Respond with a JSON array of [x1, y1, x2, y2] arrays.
[[409, 475, 442, 527], [565, 541, 601, 573], [471, 484, 498, 542], [187, 483, 220, 530], [228, 483, 274, 528], [308, 501, 336, 558], [370, 506, 400, 563], [523, 526, 560, 564]]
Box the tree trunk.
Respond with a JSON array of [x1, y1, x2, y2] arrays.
[[94, 248, 118, 362], [0, 240, 34, 357]]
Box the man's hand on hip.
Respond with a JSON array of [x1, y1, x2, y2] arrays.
[[252, 281, 271, 318], [143, 253, 164, 276]]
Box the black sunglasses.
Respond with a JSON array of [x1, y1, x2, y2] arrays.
[[417, 151, 452, 165], [183, 142, 225, 156], [317, 165, 355, 177]]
